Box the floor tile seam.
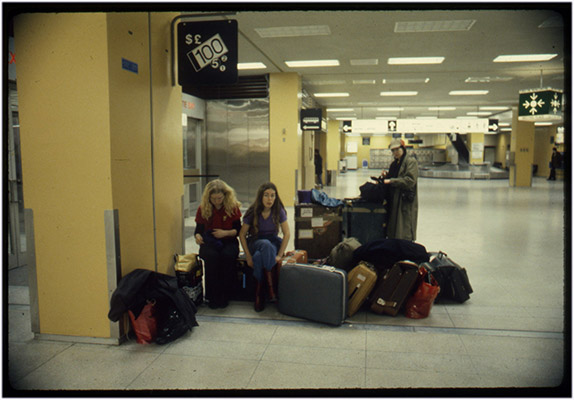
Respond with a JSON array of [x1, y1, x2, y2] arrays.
[[196, 314, 564, 338]]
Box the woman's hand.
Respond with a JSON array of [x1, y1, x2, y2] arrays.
[[246, 254, 254, 268], [212, 229, 228, 239], [384, 179, 391, 184], [275, 254, 283, 264], [195, 234, 204, 245]]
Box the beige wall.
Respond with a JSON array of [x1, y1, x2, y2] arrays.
[[15, 11, 182, 339]]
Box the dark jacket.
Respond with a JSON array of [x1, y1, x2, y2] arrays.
[[387, 154, 418, 241], [108, 269, 199, 331], [353, 238, 429, 272]]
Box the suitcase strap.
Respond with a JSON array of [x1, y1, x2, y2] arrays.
[[376, 298, 397, 308]]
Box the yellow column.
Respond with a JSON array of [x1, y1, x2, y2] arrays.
[[326, 119, 340, 180], [509, 107, 535, 187], [468, 132, 485, 164], [269, 73, 302, 206], [15, 11, 182, 340]]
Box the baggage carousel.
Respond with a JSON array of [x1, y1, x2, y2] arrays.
[[419, 162, 509, 180]]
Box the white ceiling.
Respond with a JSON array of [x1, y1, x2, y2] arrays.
[[185, 6, 567, 126]]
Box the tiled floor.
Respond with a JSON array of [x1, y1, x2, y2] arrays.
[[7, 169, 568, 394]]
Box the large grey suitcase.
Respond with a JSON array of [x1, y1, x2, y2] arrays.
[[278, 263, 347, 326]]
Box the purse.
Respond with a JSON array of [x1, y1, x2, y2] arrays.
[[405, 267, 440, 319]]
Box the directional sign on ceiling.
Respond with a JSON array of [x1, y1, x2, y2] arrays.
[[488, 119, 499, 133]]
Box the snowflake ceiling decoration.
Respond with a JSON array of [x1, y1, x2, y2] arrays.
[[550, 92, 561, 114], [522, 93, 545, 115]]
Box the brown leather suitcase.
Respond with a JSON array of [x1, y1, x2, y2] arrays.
[[370, 261, 419, 316], [294, 204, 343, 259], [347, 262, 377, 317]]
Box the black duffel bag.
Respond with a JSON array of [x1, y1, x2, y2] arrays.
[[421, 251, 473, 303]]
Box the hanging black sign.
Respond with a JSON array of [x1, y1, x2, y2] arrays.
[[177, 20, 238, 86], [300, 109, 322, 130]]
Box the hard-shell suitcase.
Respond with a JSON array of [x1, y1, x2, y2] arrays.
[[278, 263, 347, 326], [347, 262, 377, 317], [342, 200, 387, 245], [295, 204, 343, 259], [370, 261, 419, 316], [174, 254, 204, 306]]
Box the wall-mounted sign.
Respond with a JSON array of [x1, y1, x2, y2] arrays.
[[300, 108, 323, 130], [177, 20, 238, 86], [488, 119, 499, 133], [342, 120, 352, 133], [518, 88, 563, 121], [341, 118, 489, 134]]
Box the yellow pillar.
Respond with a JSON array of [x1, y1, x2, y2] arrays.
[[326, 119, 341, 180], [509, 107, 535, 187], [269, 73, 302, 206], [467, 132, 485, 164], [15, 11, 182, 341]]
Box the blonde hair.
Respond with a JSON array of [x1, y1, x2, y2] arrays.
[[199, 179, 241, 220]]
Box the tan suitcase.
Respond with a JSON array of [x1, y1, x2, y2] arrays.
[[347, 262, 377, 317]]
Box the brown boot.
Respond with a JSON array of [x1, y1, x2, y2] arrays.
[[254, 280, 265, 312], [265, 270, 277, 303]]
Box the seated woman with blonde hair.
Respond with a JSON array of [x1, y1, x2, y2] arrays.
[[194, 179, 242, 309]]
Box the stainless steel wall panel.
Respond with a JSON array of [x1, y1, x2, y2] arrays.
[[205, 99, 270, 205]]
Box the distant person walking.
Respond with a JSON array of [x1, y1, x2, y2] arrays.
[[548, 147, 562, 181], [314, 149, 323, 189]]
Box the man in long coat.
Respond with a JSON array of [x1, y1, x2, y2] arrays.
[[383, 139, 419, 241]]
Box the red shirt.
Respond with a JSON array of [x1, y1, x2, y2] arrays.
[[195, 206, 241, 231]]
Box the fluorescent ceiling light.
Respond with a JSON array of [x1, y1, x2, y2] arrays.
[[305, 79, 346, 85], [327, 108, 354, 112], [499, 122, 511, 127], [479, 106, 509, 111], [535, 122, 553, 126], [428, 106, 456, 111], [380, 91, 418, 96], [255, 25, 331, 38], [237, 62, 267, 70], [457, 116, 479, 119], [416, 116, 438, 120], [285, 59, 339, 68], [383, 78, 430, 84], [395, 19, 476, 33], [493, 54, 557, 63], [378, 107, 404, 111], [314, 92, 349, 97], [388, 57, 444, 65], [350, 58, 379, 66], [353, 79, 376, 84], [465, 76, 513, 83], [449, 90, 489, 95], [467, 111, 492, 116], [336, 117, 356, 120]]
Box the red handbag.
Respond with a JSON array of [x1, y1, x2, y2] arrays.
[[128, 299, 157, 344], [405, 267, 440, 319]]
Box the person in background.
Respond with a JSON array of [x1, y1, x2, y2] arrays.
[[239, 182, 290, 312], [314, 148, 323, 189], [195, 179, 242, 309], [380, 139, 419, 241], [548, 147, 562, 181]]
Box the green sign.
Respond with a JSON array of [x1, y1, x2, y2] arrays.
[[518, 89, 563, 121]]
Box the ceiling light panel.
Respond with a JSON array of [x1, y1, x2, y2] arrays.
[[428, 107, 456, 111], [465, 76, 513, 83], [255, 25, 331, 38], [394, 19, 476, 33], [305, 79, 346, 85], [380, 91, 418, 96], [388, 57, 444, 65], [353, 79, 376, 84], [493, 54, 557, 62], [449, 90, 489, 95], [378, 107, 404, 111], [285, 59, 340, 68], [350, 59, 379, 66], [237, 62, 267, 70], [382, 78, 430, 84], [314, 92, 349, 97]]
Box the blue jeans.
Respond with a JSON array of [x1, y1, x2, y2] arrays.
[[247, 235, 283, 282]]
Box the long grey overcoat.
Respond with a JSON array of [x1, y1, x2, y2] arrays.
[[386, 154, 418, 241]]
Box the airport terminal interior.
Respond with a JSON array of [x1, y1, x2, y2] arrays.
[[8, 170, 566, 392], [5, 6, 569, 395]]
